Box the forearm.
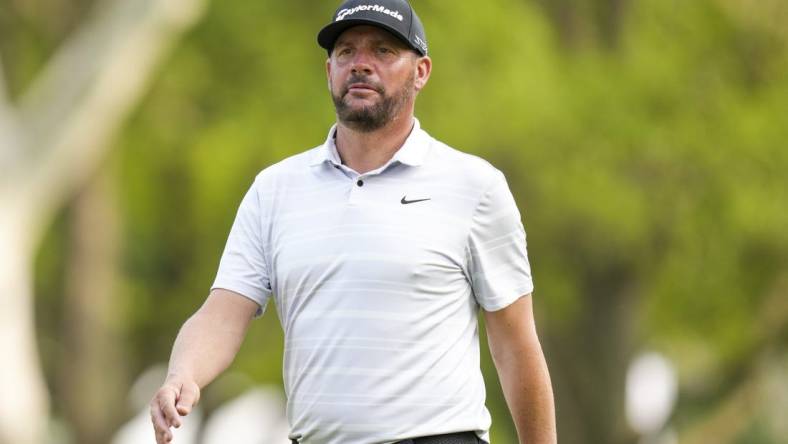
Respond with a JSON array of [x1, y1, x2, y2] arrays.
[[485, 295, 557, 444], [167, 303, 250, 388], [493, 341, 557, 444]]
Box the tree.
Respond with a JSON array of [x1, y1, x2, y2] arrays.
[[0, 0, 205, 441]]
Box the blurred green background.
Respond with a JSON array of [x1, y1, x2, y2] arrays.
[[1, 0, 787, 443]]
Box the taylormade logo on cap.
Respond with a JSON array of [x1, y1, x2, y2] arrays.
[[336, 4, 404, 22], [318, 0, 428, 56], [414, 35, 427, 53]]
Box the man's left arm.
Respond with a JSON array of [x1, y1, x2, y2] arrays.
[[484, 294, 557, 444]]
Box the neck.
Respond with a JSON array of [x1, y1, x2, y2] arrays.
[[334, 113, 415, 174]]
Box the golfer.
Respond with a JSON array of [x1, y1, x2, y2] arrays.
[[150, 0, 556, 443]]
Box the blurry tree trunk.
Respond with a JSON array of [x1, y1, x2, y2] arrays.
[[0, 205, 47, 444], [532, 0, 627, 50], [592, 0, 626, 50], [542, 267, 640, 444], [534, 0, 581, 49], [60, 167, 125, 444], [0, 0, 205, 442]]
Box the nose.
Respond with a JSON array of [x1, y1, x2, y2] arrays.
[[350, 50, 374, 76]]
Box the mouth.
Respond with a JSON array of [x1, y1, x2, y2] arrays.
[[346, 83, 379, 94]]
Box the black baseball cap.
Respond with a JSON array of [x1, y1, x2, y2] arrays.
[[317, 0, 428, 56]]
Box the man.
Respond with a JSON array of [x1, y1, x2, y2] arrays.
[[150, 0, 557, 443]]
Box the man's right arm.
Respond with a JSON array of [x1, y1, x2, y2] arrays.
[[149, 288, 260, 444]]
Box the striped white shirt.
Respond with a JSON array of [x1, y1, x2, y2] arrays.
[[211, 118, 534, 444]]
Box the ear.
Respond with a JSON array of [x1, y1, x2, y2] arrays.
[[414, 55, 432, 92], [326, 57, 332, 90]]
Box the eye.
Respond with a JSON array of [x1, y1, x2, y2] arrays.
[[376, 47, 393, 55]]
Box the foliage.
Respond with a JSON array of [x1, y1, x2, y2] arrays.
[[2, 0, 784, 442]]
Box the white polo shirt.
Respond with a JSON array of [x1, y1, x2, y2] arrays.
[[211, 118, 534, 444]]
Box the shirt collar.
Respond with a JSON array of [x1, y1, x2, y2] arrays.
[[308, 127, 343, 167], [309, 118, 430, 168]]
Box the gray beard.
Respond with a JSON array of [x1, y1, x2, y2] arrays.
[[331, 73, 414, 133]]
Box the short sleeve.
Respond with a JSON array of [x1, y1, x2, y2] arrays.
[[467, 170, 534, 311], [211, 178, 272, 317]]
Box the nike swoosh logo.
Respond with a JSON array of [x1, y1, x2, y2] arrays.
[[401, 196, 431, 205]]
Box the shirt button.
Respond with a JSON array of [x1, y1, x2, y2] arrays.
[[357, 179, 364, 187]]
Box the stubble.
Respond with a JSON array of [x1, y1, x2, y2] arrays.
[[331, 71, 415, 132]]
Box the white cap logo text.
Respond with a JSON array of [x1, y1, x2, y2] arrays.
[[414, 35, 428, 52], [336, 5, 404, 22]]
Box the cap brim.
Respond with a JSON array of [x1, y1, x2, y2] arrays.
[[317, 18, 424, 56]]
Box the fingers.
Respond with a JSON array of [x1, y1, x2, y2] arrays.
[[176, 381, 201, 416], [150, 384, 182, 443], [159, 385, 183, 428], [150, 377, 202, 443], [150, 404, 172, 444]]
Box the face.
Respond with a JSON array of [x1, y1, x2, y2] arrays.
[[326, 25, 432, 132]]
